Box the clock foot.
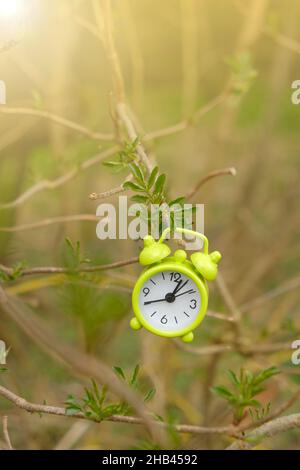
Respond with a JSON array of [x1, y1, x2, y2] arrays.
[[130, 317, 142, 330], [182, 332, 194, 343]]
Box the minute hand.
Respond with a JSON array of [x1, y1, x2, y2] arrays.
[[175, 289, 195, 298]]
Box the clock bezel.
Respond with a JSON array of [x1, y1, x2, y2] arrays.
[[132, 261, 208, 338]]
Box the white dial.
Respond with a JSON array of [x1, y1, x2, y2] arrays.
[[138, 270, 201, 333]]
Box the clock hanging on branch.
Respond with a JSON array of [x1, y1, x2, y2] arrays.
[[130, 227, 222, 343]]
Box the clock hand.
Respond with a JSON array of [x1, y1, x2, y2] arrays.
[[144, 297, 167, 305], [172, 280, 182, 295], [173, 279, 188, 295], [175, 289, 196, 298]]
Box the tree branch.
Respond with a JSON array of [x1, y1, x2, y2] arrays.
[[0, 145, 118, 210], [0, 384, 235, 436], [0, 214, 100, 232], [0, 106, 113, 142], [2, 416, 13, 450], [227, 413, 300, 450], [0, 285, 163, 443], [186, 167, 237, 201], [0, 257, 139, 277]]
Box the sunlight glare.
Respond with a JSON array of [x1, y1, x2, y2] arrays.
[[0, 0, 23, 18]]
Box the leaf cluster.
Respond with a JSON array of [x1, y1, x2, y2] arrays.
[[65, 365, 155, 421], [227, 52, 257, 97], [211, 366, 279, 424]]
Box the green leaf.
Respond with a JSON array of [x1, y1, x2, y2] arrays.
[[103, 160, 123, 168], [113, 366, 126, 381], [130, 195, 149, 203], [154, 174, 166, 196], [228, 370, 240, 386], [65, 407, 81, 416], [169, 196, 185, 207], [144, 388, 156, 403], [253, 367, 280, 385], [147, 166, 159, 189], [211, 386, 235, 400], [129, 163, 145, 185], [122, 181, 145, 192], [130, 365, 140, 387]]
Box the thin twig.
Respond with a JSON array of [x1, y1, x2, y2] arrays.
[[0, 214, 100, 232], [172, 338, 292, 357], [145, 90, 228, 142], [227, 413, 300, 450], [239, 274, 300, 313], [239, 388, 300, 434], [75, 15, 103, 41], [186, 167, 237, 201], [0, 106, 113, 142], [89, 183, 126, 200], [234, 0, 300, 55], [2, 416, 13, 450], [98, 0, 152, 173], [0, 257, 139, 277], [0, 145, 118, 210]]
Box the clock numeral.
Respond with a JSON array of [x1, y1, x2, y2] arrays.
[[170, 272, 182, 283], [160, 315, 168, 324], [143, 287, 150, 297], [190, 299, 197, 309]]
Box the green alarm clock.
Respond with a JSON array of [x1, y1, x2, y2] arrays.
[[130, 227, 222, 343]]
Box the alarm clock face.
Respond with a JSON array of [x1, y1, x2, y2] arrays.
[[137, 270, 202, 334]]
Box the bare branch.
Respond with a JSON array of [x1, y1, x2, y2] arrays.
[[145, 90, 228, 142], [173, 339, 233, 356], [0, 214, 100, 232], [89, 184, 126, 201], [75, 15, 103, 41], [2, 416, 13, 450], [0, 106, 113, 142], [206, 310, 236, 323], [234, 0, 300, 55], [227, 413, 300, 450], [186, 167, 237, 201], [239, 274, 300, 313], [0, 257, 139, 277], [0, 145, 118, 210], [172, 338, 292, 357], [97, 0, 152, 173], [216, 273, 241, 343]]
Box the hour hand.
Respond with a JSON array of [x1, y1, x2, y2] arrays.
[[144, 298, 166, 305], [172, 280, 182, 295]]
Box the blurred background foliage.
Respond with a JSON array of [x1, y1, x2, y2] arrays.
[[0, 0, 300, 450]]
